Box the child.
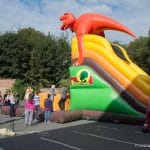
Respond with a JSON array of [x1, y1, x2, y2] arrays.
[[33, 92, 40, 120], [142, 100, 150, 133], [25, 92, 35, 126], [44, 94, 52, 123]]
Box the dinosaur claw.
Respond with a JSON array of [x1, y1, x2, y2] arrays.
[[76, 62, 79, 66], [73, 63, 78, 66], [73, 60, 82, 66]]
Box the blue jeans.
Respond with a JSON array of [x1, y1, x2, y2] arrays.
[[34, 105, 40, 119], [10, 103, 15, 117], [44, 110, 51, 122]]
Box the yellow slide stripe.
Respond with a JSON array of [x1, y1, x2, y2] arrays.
[[71, 35, 150, 105], [72, 35, 150, 96]]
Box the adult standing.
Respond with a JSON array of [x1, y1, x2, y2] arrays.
[[50, 84, 56, 102], [6, 92, 10, 106], [14, 93, 20, 115], [142, 100, 150, 133], [9, 92, 16, 117], [0, 91, 3, 113], [58, 87, 67, 110]]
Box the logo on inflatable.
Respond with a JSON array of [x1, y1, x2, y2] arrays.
[[70, 69, 93, 85]]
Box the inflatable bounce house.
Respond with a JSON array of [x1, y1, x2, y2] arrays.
[[2, 12, 149, 124], [58, 12, 150, 123]]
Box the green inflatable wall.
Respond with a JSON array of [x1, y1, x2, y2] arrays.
[[69, 65, 144, 117]]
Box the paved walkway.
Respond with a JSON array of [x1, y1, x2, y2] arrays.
[[0, 114, 94, 138]]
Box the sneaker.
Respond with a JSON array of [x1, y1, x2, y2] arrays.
[[47, 121, 51, 123], [28, 121, 31, 126]]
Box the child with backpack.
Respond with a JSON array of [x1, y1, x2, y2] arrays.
[[44, 94, 53, 123]]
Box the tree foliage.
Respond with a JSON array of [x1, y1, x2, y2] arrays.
[[112, 30, 150, 74], [126, 31, 150, 73], [0, 28, 71, 87]]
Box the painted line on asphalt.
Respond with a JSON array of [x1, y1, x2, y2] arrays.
[[27, 131, 40, 134], [16, 130, 40, 135], [72, 131, 140, 146], [96, 125, 142, 134], [40, 137, 83, 150]]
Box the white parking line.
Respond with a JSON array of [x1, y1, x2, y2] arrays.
[[96, 125, 142, 134], [16, 130, 40, 135], [40, 137, 83, 150], [72, 131, 141, 146]]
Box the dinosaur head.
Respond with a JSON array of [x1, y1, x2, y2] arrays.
[[60, 13, 76, 31]]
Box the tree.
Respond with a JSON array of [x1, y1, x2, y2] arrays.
[[0, 28, 34, 79], [126, 35, 150, 73], [28, 33, 71, 86], [0, 28, 71, 87], [0, 31, 18, 78]]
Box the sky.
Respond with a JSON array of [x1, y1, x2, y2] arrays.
[[0, 0, 150, 44]]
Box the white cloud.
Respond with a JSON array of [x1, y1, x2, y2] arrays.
[[0, 0, 149, 44]]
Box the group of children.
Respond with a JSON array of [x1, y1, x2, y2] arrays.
[[24, 86, 49, 126], [24, 85, 68, 126]]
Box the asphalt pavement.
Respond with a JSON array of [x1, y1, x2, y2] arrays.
[[0, 114, 150, 150]]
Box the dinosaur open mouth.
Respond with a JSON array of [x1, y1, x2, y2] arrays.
[[61, 24, 65, 30], [60, 16, 66, 30]]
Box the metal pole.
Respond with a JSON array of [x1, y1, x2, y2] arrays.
[[10, 121, 15, 132]]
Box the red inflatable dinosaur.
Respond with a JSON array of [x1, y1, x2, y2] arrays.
[[60, 12, 136, 66]]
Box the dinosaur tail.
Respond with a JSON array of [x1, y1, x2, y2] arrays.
[[99, 14, 136, 38]]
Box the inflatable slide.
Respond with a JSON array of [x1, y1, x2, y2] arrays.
[[60, 12, 150, 121], [70, 34, 150, 117]]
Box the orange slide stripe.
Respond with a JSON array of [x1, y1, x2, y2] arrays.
[[72, 49, 149, 105]]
